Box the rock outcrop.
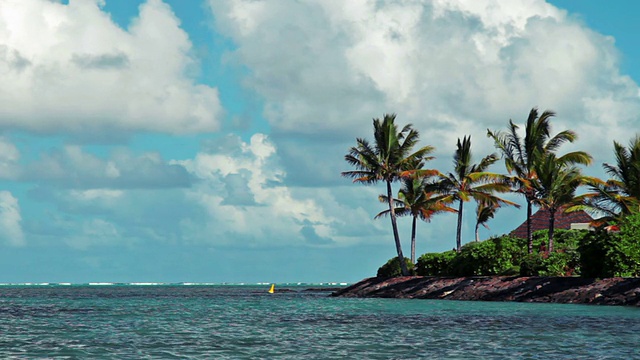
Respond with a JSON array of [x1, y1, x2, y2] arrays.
[[332, 276, 640, 306]]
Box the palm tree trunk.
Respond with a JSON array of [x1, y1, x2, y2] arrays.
[[475, 222, 480, 242], [387, 180, 409, 275], [526, 198, 533, 254], [456, 200, 464, 252], [411, 215, 417, 264], [548, 208, 555, 254]]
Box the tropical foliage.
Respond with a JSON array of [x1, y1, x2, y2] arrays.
[[342, 114, 433, 276], [475, 200, 498, 242], [377, 174, 455, 263], [572, 136, 640, 221], [437, 136, 518, 252], [377, 257, 415, 278], [533, 152, 591, 252], [487, 108, 586, 253], [416, 251, 457, 276], [579, 211, 640, 278], [345, 108, 640, 279], [447, 236, 524, 276], [416, 230, 586, 277]]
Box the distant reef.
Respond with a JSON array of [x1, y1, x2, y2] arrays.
[[331, 276, 640, 306]]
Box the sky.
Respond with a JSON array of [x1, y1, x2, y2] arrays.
[[0, 0, 638, 283]]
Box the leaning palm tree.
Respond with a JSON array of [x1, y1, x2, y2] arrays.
[[487, 108, 586, 253], [438, 136, 519, 252], [474, 200, 498, 242], [572, 136, 640, 220], [534, 152, 592, 252], [342, 114, 434, 276], [377, 174, 456, 263]]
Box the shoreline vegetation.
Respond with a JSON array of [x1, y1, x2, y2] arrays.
[[331, 276, 640, 306], [341, 110, 640, 291]]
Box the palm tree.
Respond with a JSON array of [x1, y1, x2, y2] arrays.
[[475, 200, 498, 242], [572, 136, 640, 220], [438, 136, 519, 252], [376, 174, 456, 263], [534, 152, 592, 252], [342, 114, 434, 276], [487, 108, 586, 253]]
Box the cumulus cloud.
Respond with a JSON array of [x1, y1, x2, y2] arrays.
[[0, 137, 20, 179], [0, 191, 25, 246], [178, 133, 382, 247], [209, 0, 640, 183], [0, 0, 222, 136]]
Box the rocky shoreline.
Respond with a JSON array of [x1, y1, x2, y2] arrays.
[[331, 276, 640, 306]]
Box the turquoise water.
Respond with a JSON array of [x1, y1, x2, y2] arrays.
[[1, 285, 639, 359]]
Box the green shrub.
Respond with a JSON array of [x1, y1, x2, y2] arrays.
[[520, 253, 545, 276], [580, 213, 640, 278], [416, 251, 456, 276], [413, 230, 588, 278], [447, 236, 525, 276], [376, 257, 415, 277], [608, 215, 640, 277], [553, 229, 587, 250], [520, 252, 576, 276], [578, 229, 606, 278], [530, 229, 585, 252], [543, 252, 577, 276], [522, 229, 583, 276]]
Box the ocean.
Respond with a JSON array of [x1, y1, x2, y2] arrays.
[[0, 284, 639, 359]]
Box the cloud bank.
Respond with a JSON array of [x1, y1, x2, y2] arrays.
[[1, 0, 640, 277], [0, 0, 222, 136], [210, 0, 640, 182], [0, 191, 25, 247]]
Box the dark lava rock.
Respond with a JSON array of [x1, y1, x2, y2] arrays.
[[331, 276, 640, 306]]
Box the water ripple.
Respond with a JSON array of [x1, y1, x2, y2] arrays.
[[0, 287, 638, 359]]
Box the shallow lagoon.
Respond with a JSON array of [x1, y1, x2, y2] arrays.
[[0, 285, 638, 359]]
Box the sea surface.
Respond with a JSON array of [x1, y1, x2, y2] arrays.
[[0, 283, 639, 359]]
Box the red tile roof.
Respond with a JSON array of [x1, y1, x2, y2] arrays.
[[510, 208, 593, 239]]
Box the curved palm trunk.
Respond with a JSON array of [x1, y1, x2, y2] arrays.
[[456, 200, 464, 252], [411, 215, 417, 264], [475, 222, 480, 242], [526, 198, 533, 254], [548, 208, 556, 254], [387, 180, 409, 275]]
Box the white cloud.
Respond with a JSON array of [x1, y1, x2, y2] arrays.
[[0, 0, 222, 136], [70, 189, 123, 202], [207, 0, 640, 248], [0, 137, 20, 179], [0, 191, 25, 246], [178, 133, 380, 247], [209, 0, 640, 179]]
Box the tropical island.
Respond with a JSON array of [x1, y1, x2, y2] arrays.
[[337, 109, 640, 306]]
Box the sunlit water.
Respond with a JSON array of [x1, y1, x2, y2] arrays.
[[0, 285, 639, 359]]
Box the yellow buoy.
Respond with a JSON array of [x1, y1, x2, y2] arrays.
[[268, 284, 275, 294]]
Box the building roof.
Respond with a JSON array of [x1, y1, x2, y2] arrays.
[[510, 208, 593, 239]]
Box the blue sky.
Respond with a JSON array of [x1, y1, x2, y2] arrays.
[[0, 0, 638, 283]]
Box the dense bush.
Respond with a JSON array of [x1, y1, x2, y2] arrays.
[[520, 251, 578, 276], [521, 229, 583, 276], [580, 213, 640, 278], [519, 253, 545, 276], [377, 257, 415, 277], [416, 251, 456, 276], [530, 229, 584, 252], [578, 230, 607, 278], [412, 230, 590, 277], [447, 236, 525, 276], [408, 225, 640, 278]]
